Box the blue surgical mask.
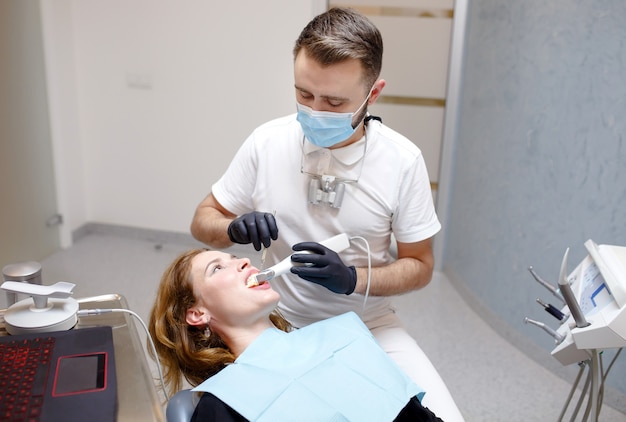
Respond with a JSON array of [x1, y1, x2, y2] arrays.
[[296, 89, 371, 148]]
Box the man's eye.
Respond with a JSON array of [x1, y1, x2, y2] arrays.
[[328, 100, 343, 107], [298, 91, 312, 99]]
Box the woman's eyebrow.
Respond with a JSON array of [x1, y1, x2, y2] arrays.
[[203, 254, 238, 275], [203, 258, 219, 276]]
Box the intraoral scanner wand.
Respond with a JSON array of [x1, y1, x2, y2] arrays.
[[247, 233, 351, 287]]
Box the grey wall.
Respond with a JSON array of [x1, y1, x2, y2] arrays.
[[443, 0, 626, 395]]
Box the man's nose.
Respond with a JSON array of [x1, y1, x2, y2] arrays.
[[311, 98, 328, 111]]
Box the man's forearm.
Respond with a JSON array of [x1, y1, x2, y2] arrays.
[[190, 206, 234, 249], [353, 257, 433, 297]]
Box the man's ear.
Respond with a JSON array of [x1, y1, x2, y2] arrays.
[[368, 79, 386, 105], [186, 307, 209, 327]]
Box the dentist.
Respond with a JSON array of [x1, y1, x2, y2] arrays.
[[191, 7, 463, 421]]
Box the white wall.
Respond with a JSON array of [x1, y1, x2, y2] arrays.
[[0, 1, 60, 264], [41, 0, 86, 248], [42, 0, 323, 242]]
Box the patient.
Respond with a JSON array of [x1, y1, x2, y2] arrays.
[[149, 249, 442, 421]]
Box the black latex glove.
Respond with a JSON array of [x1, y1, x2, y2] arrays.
[[227, 212, 278, 251], [290, 242, 356, 295]]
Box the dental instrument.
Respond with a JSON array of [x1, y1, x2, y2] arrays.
[[536, 297, 566, 321], [524, 317, 565, 343], [528, 265, 565, 304], [525, 240, 626, 421], [259, 210, 276, 271]]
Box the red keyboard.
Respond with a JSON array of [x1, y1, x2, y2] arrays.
[[0, 336, 55, 422]]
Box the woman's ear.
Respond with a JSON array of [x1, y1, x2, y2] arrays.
[[186, 307, 209, 327]]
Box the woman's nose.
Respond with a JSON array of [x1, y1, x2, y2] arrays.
[[236, 257, 251, 270]]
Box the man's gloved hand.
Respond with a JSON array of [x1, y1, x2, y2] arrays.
[[227, 212, 278, 251], [290, 242, 356, 295]]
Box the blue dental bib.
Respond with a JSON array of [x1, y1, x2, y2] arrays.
[[193, 312, 424, 421]]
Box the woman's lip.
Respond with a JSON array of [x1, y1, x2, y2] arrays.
[[249, 281, 270, 289]]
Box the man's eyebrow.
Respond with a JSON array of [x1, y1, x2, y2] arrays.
[[295, 85, 349, 102]]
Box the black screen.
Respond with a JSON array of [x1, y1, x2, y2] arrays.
[[53, 353, 107, 396]]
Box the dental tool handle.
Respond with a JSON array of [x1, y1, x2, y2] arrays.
[[558, 248, 590, 329], [316, 233, 351, 253], [558, 278, 590, 328], [536, 298, 566, 321]]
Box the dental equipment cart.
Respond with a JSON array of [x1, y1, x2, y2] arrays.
[[526, 240, 626, 422], [0, 294, 165, 422]]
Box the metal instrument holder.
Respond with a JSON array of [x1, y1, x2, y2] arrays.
[[526, 241, 626, 421]]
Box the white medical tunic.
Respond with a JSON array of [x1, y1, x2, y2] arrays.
[[212, 113, 440, 328]]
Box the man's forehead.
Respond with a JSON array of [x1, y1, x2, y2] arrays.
[[294, 51, 365, 94]]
